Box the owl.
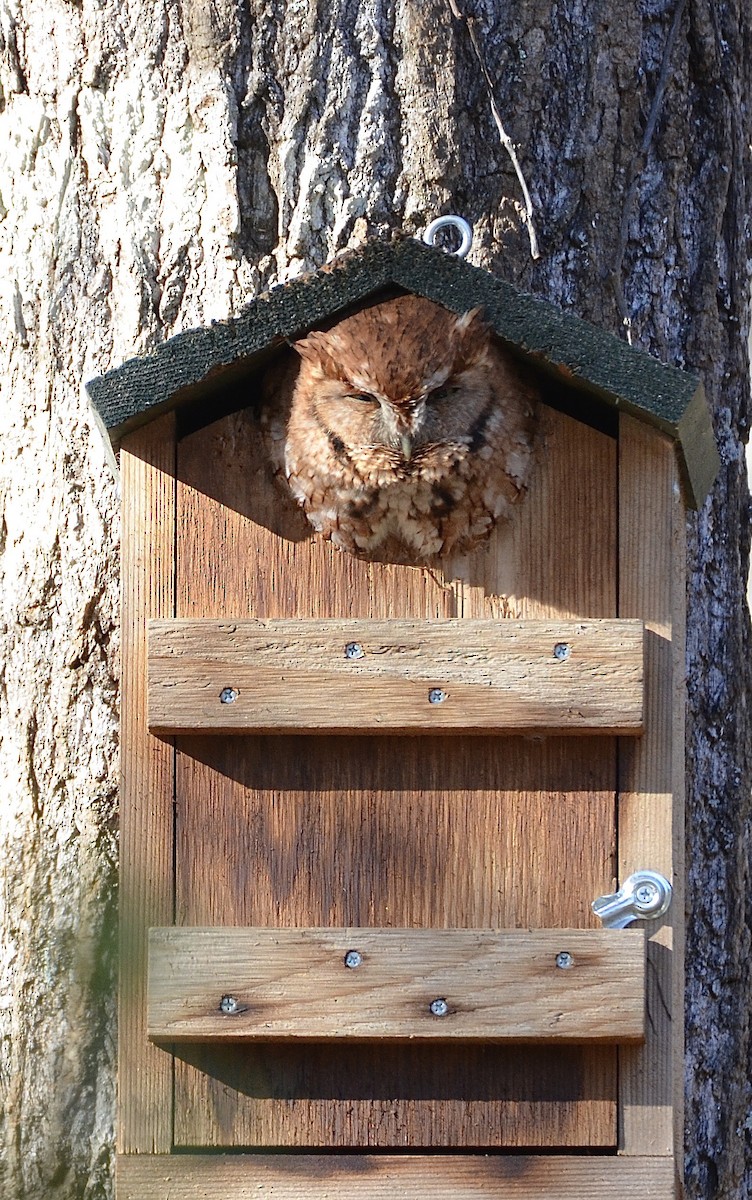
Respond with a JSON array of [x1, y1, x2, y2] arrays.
[[260, 294, 538, 561]]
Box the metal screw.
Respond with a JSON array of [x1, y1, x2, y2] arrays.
[[219, 995, 240, 1014], [430, 998, 449, 1017], [344, 950, 363, 969], [635, 882, 659, 906], [553, 643, 571, 661], [428, 688, 447, 704], [219, 687, 239, 704], [345, 642, 365, 660], [556, 951, 574, 970]]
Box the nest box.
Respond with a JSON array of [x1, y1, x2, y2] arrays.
[[89, 236, 717, 1200]]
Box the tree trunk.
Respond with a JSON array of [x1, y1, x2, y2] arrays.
[[0, 1, 749, 1197]]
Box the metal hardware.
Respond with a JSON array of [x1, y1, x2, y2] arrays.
[[344, 642, 365, 660], [219, 995, 241, 1014], [344, 950, 363, 969], [555, 951, 574, 969], [219, 687, 238, 704], [429, 998, 449, 1017], [423, 215, 473, 259], [592, 870, 673, 929], [553, 642, 571, 661], [428, 688, 447, 704]]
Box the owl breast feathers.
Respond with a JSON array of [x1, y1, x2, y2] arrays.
[[261, 294, 538, 562]]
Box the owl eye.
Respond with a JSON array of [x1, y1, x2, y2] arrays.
[[344, 390, 378, 404], [429, 386, 453, 403]]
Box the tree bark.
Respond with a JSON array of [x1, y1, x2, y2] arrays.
[[0, 1, 749, 1197]]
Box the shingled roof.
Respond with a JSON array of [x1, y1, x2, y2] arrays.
[[87, 235, 718, 508]]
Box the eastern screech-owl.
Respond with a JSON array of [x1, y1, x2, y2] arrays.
[[261, 294, 538, 561]]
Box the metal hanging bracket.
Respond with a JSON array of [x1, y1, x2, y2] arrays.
[[592, 870, 672, 929], [422, 214, 474, 259]]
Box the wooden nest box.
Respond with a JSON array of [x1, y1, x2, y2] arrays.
[[89, 236, 717, 1200]]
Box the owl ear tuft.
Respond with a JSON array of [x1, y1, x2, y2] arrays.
[[293, 331, 329, 363], [452, 307, 491, 368], [292, 331, 344, 380]]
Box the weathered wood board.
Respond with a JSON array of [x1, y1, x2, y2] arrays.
[[148, 618, 644, 735], [117, 1153, 677, 1199], [119, 417, 176, 1155], [148, 926, 646, 1043], [617, 417, 685, 1159]]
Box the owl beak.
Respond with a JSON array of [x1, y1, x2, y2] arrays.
[[401, 433, 413, 461]]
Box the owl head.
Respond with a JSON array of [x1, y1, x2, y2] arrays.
[[290, 295, 498, 470]]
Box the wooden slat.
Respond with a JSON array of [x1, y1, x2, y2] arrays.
[[117, 1154, 677, 1199], [148, 618, 643, 735], [172, 403, 620, 1149], [617, 415, 685, 1160], [119, 416, 176, 1154], [148, 927, 645, 1044]]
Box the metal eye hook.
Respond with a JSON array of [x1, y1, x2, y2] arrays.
[[423, 215, 473, 259]]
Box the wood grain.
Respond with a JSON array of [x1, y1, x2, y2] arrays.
[[171, 402, 619, 1148], [148, 926, 645, 1043], [617, 416, 685, 1159], [117, 1154, 677, 1199], [148, 617, 644, 735], [119, 416, 176, 1154]]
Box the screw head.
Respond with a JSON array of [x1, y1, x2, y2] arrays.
[[428, 688, 447, 705], [429, 998, 449, 1017], [556, 951, 574, 969], [219, 687, 239, 704], [553, 643, 571, 661], [635, 882, 659, 907], [344, 950, 363, 969], [219, 994, 240, 1014], [345, 642, 365, 660]]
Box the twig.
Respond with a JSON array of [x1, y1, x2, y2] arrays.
[[611, 0, 688, 339], [448, 1, 540, 260]]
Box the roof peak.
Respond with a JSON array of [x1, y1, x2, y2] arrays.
[[87, 235, 717, 507]]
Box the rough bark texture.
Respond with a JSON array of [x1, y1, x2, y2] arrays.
[[0, 1, 749, 1197]]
